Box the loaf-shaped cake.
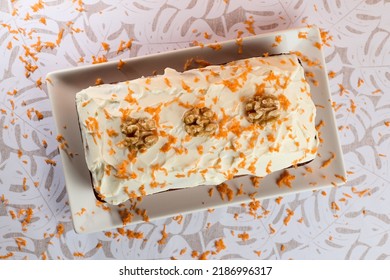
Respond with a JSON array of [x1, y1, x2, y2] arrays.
[[75, 54, 319, 205]]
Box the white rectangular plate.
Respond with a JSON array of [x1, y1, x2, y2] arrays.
[[47, 27, 346, 234]]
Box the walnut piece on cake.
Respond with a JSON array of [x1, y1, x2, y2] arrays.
[[183, 106, 218, 137], [245, 94, 280, 125], [121, 117, 158, 152]]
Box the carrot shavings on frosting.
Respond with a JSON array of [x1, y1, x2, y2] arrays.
[[115, 160, 130, 179], [160, 135, 177, 153], [164, 77, 172, 87], [276, 170, 295, 188], [278, 94, 291, 110], [181, 80, 192, 93], [106, 129, 118, 137], [85, 117, 101, 144]]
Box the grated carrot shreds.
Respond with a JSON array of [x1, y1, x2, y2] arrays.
[[95, 78, 104, 85], [338, 84, 349, 96], [56, 223, 64, 237], [73, 252, 84, 257], [283, 208, 294, 226], [92, 55, 108, 64], [31, 0, 45, 12], [276, 170, 295, 188], [157, 225, 168, 245], [198, 251, 210, 260], [39, 17, 46, 25], [321, 152, 336, 168], [208, 43, 222, 51], [101, 42, 110, 51], [0, 252, 14, 259], [275, 196, 283, 204], [328, 71, 336, 79], [349, 99, 357, 113], [56, 29, 64, 46], [172, 215, 183, 224], [272, 35, 282, 47], [244, 16, 255, 35], [298, 32, 308, 39], [214, 238, 226, 253], [45, 159, 56, 166], [15, 237, 27, 251], [353, 188, 370, 198], [237, 232, 249, 242], [357, 78, 364, 88], [119, 208, 133, 225], [179, 248, 187, 256], [331, 201, 340, 211], [117, 59, 125, 70], [334, 174, 347, 182], [216, 183, 234, 201], [313, 41, 322, 49]]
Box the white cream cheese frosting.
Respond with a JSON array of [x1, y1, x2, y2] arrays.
[[75, 54, 319, 205]]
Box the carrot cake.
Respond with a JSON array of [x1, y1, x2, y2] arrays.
[[75, 54, 319, 205]]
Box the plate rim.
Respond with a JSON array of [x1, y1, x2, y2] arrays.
[[46, 26, 347, 234]]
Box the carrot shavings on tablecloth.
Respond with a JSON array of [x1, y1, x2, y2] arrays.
[[157, 225, 168, 245]]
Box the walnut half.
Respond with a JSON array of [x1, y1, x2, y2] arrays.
[[121, 117, 158, 152], [183, 107, 218, 137], [245, 94, 280, 125]]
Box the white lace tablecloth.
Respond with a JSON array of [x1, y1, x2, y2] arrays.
[[0, 0, 389, 260]]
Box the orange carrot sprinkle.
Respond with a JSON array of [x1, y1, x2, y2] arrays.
[[157, 225, 168, 245], [214, 238, 226, 253], [321, 152, 336, 168], [101, 42, 110, 51], [237, 232, 249, 242], [117, 59, 125, 70], [276, 170, 295, 188]]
